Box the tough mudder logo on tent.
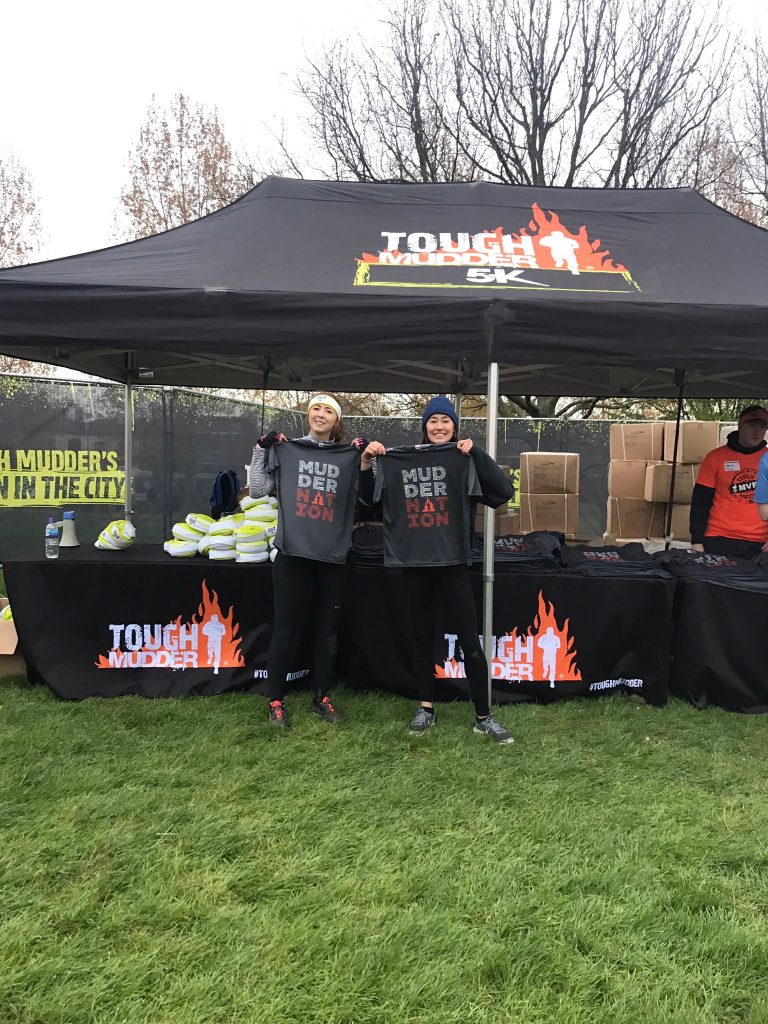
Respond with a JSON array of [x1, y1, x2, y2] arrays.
[[96, 581, 245, 672], [436, 591, 582, 685], [354, 203, 639, 293]]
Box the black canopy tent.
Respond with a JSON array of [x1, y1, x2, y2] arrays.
[[3, 176, 768, 702]]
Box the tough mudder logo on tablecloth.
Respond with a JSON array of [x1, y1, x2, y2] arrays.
[[96, 581, 245, 672], [436, 591, 582, 686], [354, 203, 639, 293], [296, 458, 338, 521], [402, 465, 449, 529]]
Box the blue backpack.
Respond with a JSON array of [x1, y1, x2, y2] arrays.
[[209, 469, 242, 520]]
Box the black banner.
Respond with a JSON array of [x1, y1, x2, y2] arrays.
[[6, 547, 673, 704], [343, 566, 674, 706], [4, 547, 311, 700], [671, 577, 768, 713]]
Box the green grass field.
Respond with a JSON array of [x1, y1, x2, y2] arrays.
[[1, 682, 767, 1024]]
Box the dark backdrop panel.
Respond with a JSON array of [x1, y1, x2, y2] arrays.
[[0, 377, 616, 559]]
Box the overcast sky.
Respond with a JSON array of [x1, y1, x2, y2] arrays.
[[1, 0, 764, 262]]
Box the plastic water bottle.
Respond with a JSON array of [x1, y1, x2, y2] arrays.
[[45, 516, 59, 559]]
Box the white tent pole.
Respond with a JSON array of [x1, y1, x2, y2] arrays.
[[124, 380, 133, 522], [454, 392, 463, 429], [483, 361, 500, 708]]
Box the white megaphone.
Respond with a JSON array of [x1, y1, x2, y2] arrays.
[[56, 510, 80, 547]]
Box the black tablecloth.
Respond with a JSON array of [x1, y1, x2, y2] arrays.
[[5, 545, 674, 704]]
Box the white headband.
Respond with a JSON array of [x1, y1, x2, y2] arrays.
[[308, 395, 342, 420]]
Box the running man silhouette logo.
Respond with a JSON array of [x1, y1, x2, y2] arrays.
[[536, 626, 562, 687], [96, 581, 245, 670], [202, 613, 227, 675], [539, 231, 580, 275], [354, 202, 638, 293], [436, 590, 581, 684]]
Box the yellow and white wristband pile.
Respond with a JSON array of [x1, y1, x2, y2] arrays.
[[162, 499, 278, 561], [96, 519, 136, 551]]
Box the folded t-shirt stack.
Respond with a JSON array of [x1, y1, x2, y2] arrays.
[[562, 543, 668, 577]]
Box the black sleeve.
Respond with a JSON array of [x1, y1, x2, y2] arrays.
[[690, 483, 715, 544], [469, 445, 515, 508]]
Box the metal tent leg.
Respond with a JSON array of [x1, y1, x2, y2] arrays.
[[124, 381, 133, 522], [483, 362, 500, 709]]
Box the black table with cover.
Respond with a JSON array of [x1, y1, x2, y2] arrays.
[[345, 530, 674, 707], [4, 540, 675, 705], [661, 551, 768, 713]]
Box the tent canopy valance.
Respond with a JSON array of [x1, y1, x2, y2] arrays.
[[0, 177, 767, 396]]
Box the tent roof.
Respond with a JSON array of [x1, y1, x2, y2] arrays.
[[1, 176, 768, 396]]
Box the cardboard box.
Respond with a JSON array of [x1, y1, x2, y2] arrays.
[[0, 597, 25, 679], [519, 452, 579, 494], [474, 504, 512, 531], [606, 498, 664, 538], [609, 423, 664, 462], [720, 423, 736, 446], [495, 511, 520, 537], [608, 460, 648, 499], [644, 462, 700, 504], [644, 503, 692, 540], [520, 494, 578, 537], [663, 420, 720, 463], [669, 504, 691, 541]]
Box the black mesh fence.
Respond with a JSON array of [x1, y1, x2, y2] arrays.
[[0, 377, 621, 558]]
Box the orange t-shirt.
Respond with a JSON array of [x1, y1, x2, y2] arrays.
[[696, 444, 768, 542]]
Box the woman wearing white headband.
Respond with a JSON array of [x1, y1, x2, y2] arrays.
[[249, 395, 365, 728]]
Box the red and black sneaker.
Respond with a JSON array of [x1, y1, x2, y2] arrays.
[[268, 700, 291, 728], [312, 695, 344, 724]]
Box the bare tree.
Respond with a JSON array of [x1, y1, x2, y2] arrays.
[[296, 1, 476, 182], [0, 155, 56, 376], [0, 154, 40, 268], [291, 0, 733, 419], [732, 35, 768, 226], [117, 93, 254, 239]]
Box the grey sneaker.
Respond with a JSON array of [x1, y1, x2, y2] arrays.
[[473, 714, 514, 744], [408, 706, 435, 735]]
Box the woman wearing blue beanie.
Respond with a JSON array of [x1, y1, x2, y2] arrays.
[[361, 397, 515, 744]]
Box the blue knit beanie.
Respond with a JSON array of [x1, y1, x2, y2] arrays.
[[422, 396, 459, 430]]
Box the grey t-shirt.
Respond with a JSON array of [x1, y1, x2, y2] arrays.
[[270, 438, 360, 564], [373, 443, 481, 567]]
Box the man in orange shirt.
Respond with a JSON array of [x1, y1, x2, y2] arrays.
[[690, 405, 768, 557]]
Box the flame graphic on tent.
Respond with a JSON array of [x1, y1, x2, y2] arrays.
[[357, 202, 636, 288], [519, 203, 627, 274], [435, 590, 581, 685], [96, 580, 244, 669]]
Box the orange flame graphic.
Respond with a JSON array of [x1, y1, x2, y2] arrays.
[[435, 590, 581, 685], [521, 203, 627, 273], [96, 580, 244, 670], [360, 202, 628, 276]]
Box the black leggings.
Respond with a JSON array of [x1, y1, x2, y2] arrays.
[[406, 564, 490, 718], [267, 552, 347, 702]]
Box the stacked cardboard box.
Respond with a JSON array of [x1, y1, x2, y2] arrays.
[[518, 452, 579, 537], [607, 423, 664, 539], [645, 421, 719, 541], [0, 597, 25, 679], [474, 465, 520, 537], [606, 421, 719, 542]]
